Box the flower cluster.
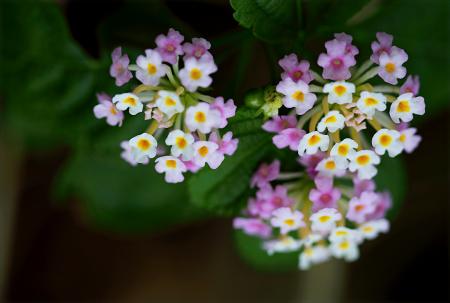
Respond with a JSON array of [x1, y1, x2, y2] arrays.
[[234, 32, 425, 269], [94, 29, 238, 183]]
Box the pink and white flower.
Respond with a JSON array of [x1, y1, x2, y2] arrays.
[[372, 128, 403, 157], [155, 156, 187, 183], [370, 32, 393, 64], [93, 93, 124, 126], [183, 38, 213, 61], [179, 57, 217, 92], [390, 93, 425, 123], [210, 97, 236, 128], [192, 141, 219, 168], [185, 102, 221, 134], [155, 28, 184, 64], [273, 128, 306, 151], [233, 218, 272, 239], [309, 176, 341, 211], [271, 207, 305, 234], [135, 49, 167, 86], [378, 47, 408, 85], [318, 38, 356, 80], [298, 131, 330, 156], [400, 75, 420, 96], [109, 47, 132, 86], [262, 115, 297, 133], [278, 53, 313, 84], [250, 160, 280, 189], [276, 78, 317, 115]]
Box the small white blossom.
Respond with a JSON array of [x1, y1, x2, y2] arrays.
[[330, 138, 358, 159], [270, 207, 305, 235], [329, 227, 363, 244], [155, 156, 187, 183], [299, 245, 331, 270], [348, 150, 380, 180], [330, 238, 359, 261], [356, 91, 387, 118], [113, 93, 143, 115], [372, 128, 402, 157], [316, 156, 348, 177], [155, 90, 184, 119], [298, 131, 330, 156], [128, 133, 158, 162], [185, 102, 221, 134], [179, 57, 217, 92], [323, 81, 355, 104], [165, 130, 194, 160], [358, 219, 390, 240], [192, 141, 219, 168], [310, 208, 342, 235], [317, 110, 346, 133], [390, 93, 425, 123], [136, 49, 167, 85], [264, 236, 302, 255], [276, 78, 317, 115]]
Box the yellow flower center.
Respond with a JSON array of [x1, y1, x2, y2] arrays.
[[356, 154, 370, 166], [284, 219, 295, 226], [325, 115, 337, 124], [123, 97, 137, 106], [364, 97, 378, 106], [292, 90, 304, 102], [379, 134, 392, 147], [362, 226, 374, 233], [339, 241, 350, 250], [110, 106, 118, 115], [304, 247, 313, 256], [198, 146, 209, 157], [137, 139, 151, 150], [399, 134, 406, 142], [319, 215, 330, 223], [333, 85, 346, 96], [338, 144, 349, 156], [385, 62, 396, 73], [397, 100, 411, 112], [147, 63, 157, 75], [308, 134, 321, 146], [325, 160, 336, 170], [190, 68, 202, 80], [166, 159, 177, 168], [336, 230, 348, 236], [176, 137, 187, 149], [165, 97, 176, 107], [194, 111, 206, 123], [355, 204, 365, 212]]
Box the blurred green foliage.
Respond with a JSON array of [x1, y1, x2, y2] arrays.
[[0, 0, 448, 269]]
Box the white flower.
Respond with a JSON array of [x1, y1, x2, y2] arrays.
[[113, 93, 143, 115], [264, 236, 302, 256], [276, 78, 317, 115], [329, 227, 363, 244], [185, 102, 221, 134], [358, 219, 390, 240], [128, 133, 158, 163], [356, 91, 387, 118], [299, 245, 331, 270], [165, 130, 194, 160], [192, 141, 218, 168], [270, 207, 305, 235], [155, 90, 184, 119], [179, 57, 217, 92], [372, 128, 402, 157], [330, 138, 358, 159], [390, 93, 425, 123], [298, 131, 330, 156], [317, 110, 346, 133], [155, 156, 187, 183], [348, 150, 380, 180], [330, 239, 359, 262], [323, 81, 355, 104], [316, 156, 348, 177], [310, 208, 342, 235], [136, 49, 167, 85]]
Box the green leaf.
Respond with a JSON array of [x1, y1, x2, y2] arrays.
[[230, 0, 301, 43], [188, 108, 273, 215]]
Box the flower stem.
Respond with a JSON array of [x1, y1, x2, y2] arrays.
[[133, 84, 164, 94], [309, 110, 324, 132], [351, 60, 373, 81], [146, 120, 159, 135], [297, 103, 322, 130], [191, 92, 215, 103], [354, 67, 379, 85], [349, 127, 363, 150], [311, 71, 326, 84], [321, 96, 329, 114]]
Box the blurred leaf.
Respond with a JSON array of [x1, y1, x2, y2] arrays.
[[188, 108, 272, 215], [230, 0, 301, 43], [0, 0, 103, 148], [234, 231, 299, 271]]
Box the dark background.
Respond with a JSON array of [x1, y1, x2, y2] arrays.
[[0, 0, 449, 302]]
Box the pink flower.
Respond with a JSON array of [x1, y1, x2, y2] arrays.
[[309, 176, 341, 212], [182, 159, 202, 173], [317, 39, 356, 81], [378, 47, 408, 85], [250, 160, 280, 188], [109, 47, 132, 86], [398, 126, 421, 153], [155, 28, 184, 64], [273, 128, 306, 151], [370, 32, 393, 64], [93, 93, 124, 126], [334, 33, 359, 56], [262, 115, 297, 133], [400, 75, 420, 96], [210, 97, 236, 128], [207, 131, 239, 169], [366, 192, 392, 221], [248, 185, 294, 219], [346, 191, 378, 224], [278, 54, 313, 84], [353, 177, 376, 197], [183, 38, 213, 61], [298, 152, 327, 178], [233, 218, 272, 239]]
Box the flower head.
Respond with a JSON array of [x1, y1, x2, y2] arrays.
[[278, 54, 313, 84], [372, 128, 402, 157], [192, 141, 219, 168], [330, 138, 358, 159], [400, 75, 420, 96], [233, 218, 272, 239], [165, 130, 195, 160], [310, 208, 342, 235], [398, 126, 421, 153], [155, 156, 187, 183], [318, 39, 356, 80], [210, 97, 236, 128], [136, 49, 167, 85], [250, 160, 280, 189], [378, 47, 408, 85], [370, 32, 393, 64], [183, 38, 213, 61], [93, 93, 124, 126], [348, 150, 380, 180], [110, 47, 133, 86], [129, 133, 158, 162], [356, 91, 387, 118], [271, 207, 305, 234], [298, 131, 330, 156], [112, 93, 143, 115], [273, 128, 306, 151], [323, 81, 355, 104], [358, 219, 390, 240], [179, 57, 217, 92], [317, 110, 346, 133], [390, 93, 425, 123], [262, 115, 297, 133], [276, 78, 317, 115], [185, 102, 221, 134], [155, 90, 184, 118], [316, 156, 348, 177], [309, 176, 341, 211], [155, 28, 184, 64]]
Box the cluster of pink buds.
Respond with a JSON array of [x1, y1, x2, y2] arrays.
[[94, 29, 238, 183], [234, 32, 425, 269]]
